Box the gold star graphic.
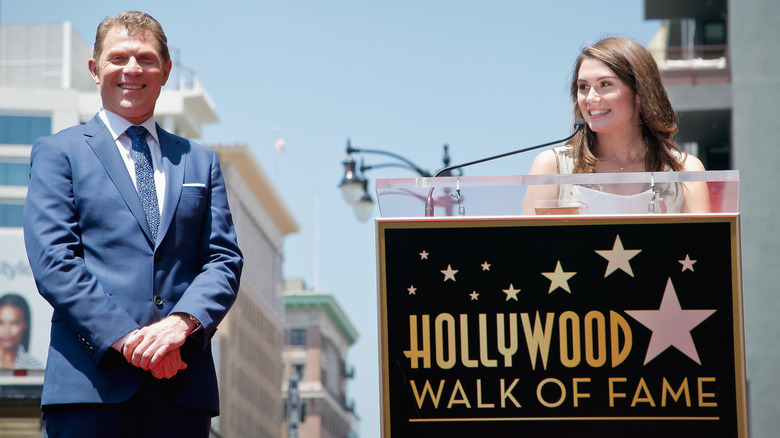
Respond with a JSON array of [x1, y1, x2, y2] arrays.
[[595, 235, 642, 277], [469, 291, 479, 300], [502, 284, 521, 301], [481, 261, 491, 271], [542, 261, 576, 293], [441, 264, 458, 282]]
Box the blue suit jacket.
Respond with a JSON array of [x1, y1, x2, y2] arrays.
[[23, 115, 243, 415]]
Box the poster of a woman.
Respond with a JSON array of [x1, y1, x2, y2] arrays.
[[1, 228, 50, 370], [0, 293, 43, 369]]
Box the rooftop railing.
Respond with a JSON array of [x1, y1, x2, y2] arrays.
[[654, 44, 730, 85]]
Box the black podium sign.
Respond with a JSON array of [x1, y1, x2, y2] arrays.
[[377, 215, 746, 438]]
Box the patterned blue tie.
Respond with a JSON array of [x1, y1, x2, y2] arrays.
[[126, 126, 160, 243]]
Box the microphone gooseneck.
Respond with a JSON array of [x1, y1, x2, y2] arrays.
[[424, 118, 586, 217], [433, 118, 585, 178]]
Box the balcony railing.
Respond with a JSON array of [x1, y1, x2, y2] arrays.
[[654, 44, 729, 85]]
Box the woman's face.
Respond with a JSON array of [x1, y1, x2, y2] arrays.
[[576, 58, 640, 135], [0, 305, 27, 350]]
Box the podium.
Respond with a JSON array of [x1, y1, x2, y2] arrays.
[[375, 171, 746, 438]]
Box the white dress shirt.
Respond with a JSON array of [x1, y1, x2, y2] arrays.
[[98, 109, 166, 215]]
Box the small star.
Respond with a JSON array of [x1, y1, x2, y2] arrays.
[[419, 250, 429, 260], [441, 264, 458, 282], [595, 235, 642, 277], [625, 278, 716, 365], [542, 261, 576, 293], [407, 285, 417, 295], [469, 291, 479, 300], [502, 284, 521, 301], [481, 261, 491, 271], [679, 254, 697, 272]]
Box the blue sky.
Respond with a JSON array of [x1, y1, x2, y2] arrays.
[[1, 1, 661, 434]]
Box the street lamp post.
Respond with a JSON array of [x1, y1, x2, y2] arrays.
[[338, 138, 457, 221]]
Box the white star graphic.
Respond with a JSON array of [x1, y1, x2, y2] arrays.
[[469, 291, 479, 300], [419, 250, 429, 260], [481, 261, 491, 271], [407, 285, 417, 295], [441, 264, 458, 282], [595, 235, 642, 277], [541, 261, 576, 293], [625, 278, 716, 365], [502, 284, 521, 301], [679, 254, 697, 272]]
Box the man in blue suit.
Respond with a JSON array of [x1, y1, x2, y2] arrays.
[[23, 11, 242, 437]]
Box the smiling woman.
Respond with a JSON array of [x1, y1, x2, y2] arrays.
[[524, 37, 710, 214]]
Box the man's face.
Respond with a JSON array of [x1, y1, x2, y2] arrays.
[[89, 26, 171, 125]]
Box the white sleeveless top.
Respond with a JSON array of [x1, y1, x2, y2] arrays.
[[552, 145, 685, 214]]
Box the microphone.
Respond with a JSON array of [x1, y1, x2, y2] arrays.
[[424, 118, 586, 216], [433, 118, 586, 177]]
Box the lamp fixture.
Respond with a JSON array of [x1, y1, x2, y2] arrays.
[[338, 138, 459, 221]]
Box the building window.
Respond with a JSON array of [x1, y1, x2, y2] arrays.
[[290, 328, 307, 346], [293, 363, 305, 380], [0, 115, 52, 145], [0, 162, 30, 186], [0, 203, 24, 227], [702, 19, 727, 46]]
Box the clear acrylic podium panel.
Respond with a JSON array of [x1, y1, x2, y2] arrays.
[[375, 170, 739, 217]]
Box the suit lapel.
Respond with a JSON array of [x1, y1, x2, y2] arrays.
[[156, 125, 185, 247], [84, 116, 155, 244]]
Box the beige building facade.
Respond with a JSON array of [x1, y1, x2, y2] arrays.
[[212, 146, 300, 438], [282, 279, 359, 438]]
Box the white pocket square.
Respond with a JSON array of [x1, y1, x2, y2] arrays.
[[183, 183, 206, 188]]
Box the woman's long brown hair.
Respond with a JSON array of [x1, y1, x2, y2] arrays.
[[568, 37, 683, 173]]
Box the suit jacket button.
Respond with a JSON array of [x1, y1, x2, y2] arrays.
[[154, 295, 163, 306], [154, 252, 162, 262]]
